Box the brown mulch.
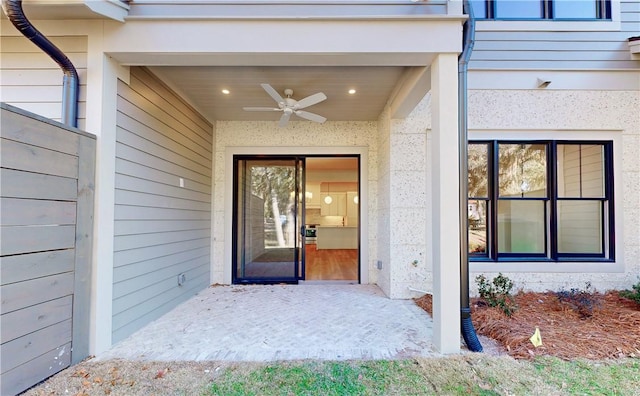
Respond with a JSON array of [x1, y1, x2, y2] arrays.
[[414, 291, 640, 360]]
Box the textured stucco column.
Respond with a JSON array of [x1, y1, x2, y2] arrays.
[[430, 53, 461, 353]]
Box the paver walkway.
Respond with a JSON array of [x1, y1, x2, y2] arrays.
[[98, 284, 436, 361]]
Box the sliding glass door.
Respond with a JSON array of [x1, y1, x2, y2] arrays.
[[233, 157, 304, 283]]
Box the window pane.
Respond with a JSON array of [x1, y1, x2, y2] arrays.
[[554, 0, 597, 19], [498, 144, 547, 198], [469, 0, 487, 18], [498, 200, 545, 254], [495, 0, 543, 18], [468, 143, 489, 197], [557, 200, 603, 254], [557, 144, 605, 198], [469, 199, 488, 254]]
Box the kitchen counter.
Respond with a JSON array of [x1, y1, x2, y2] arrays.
[[316, 226, 358, 249]]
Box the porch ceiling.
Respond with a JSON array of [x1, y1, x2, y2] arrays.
[[149, 65, 409, 123]]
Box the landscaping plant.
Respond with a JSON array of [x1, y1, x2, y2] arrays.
[[554, 282, 601, 319], [475, 273, 517, 317], [620, 278, 640, 305]]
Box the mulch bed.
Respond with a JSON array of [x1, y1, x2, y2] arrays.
[[414, 291, 640, 360]]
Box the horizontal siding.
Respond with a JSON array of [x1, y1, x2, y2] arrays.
[[470, 1, 640, 70], [0, 36, 88, 129], [112, 67, 212, 344], [112, 246, 210, 282]]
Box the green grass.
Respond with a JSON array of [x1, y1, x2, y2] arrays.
[[532, 357, 640, 395], [205, 356, 640, 396]]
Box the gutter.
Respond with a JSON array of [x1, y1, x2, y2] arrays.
[[2, 0, 79, 128], [458, 0, 482, 352]]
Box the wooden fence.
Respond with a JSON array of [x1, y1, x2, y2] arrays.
[[0, 103, 95, 395]]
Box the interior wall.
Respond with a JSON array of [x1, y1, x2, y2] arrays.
[[213, 120, 378, 286]]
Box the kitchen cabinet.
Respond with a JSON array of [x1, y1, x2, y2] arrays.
[[346, 191, 359, 226], [305, 182, 321, 208], [316, 226, 358, 249], [320, 192, 346, 216]]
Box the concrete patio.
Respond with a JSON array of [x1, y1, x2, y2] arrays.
[[97, 284, 436, 361]]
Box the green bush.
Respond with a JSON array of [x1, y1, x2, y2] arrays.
[[555, 282, 601, 319], [620, 279, 640, 305], [475, 273, 517, 317]]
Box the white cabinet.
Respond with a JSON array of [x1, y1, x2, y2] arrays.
[[316, 226, 358, 249], [346, 191, 359, 226], [305, 182, 321, 208], [320, 192, 346, 216]]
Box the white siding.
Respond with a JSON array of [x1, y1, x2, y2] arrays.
[[471, 1, 640, 70], [113, 67, 212, 343], [0, 36, 88, 129]]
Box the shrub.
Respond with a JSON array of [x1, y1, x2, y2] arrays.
[[555, 282, 601, 319], [620, 280, 640, 305], [475, 273, 517, 317]]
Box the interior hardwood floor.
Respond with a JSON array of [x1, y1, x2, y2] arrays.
[[305, 244, 358, 281]]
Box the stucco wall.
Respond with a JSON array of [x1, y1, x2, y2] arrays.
[[465, 90, 640, 293], [211, 121, 378, 285], [197, 90, 638, 297], [388, 89, 639, 297]]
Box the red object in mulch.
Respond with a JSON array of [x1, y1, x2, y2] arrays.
[[414, 291, 640, 360]]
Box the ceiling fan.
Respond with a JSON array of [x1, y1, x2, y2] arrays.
[[243, 83, 327, 127]]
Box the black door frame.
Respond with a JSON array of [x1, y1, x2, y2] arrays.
[[231, 154, 361, 284], [232, 155, 305, 284]]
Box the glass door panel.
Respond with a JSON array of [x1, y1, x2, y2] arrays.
[[234, 157, 302, 282]]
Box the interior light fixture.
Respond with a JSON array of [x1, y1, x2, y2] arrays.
[[324, 183, 333, 204], [221, 89, 230, 95], [353, 195, 359, 204], [348, 89, 357, 95]]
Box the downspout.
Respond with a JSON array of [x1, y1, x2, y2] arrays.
[[2, 0, 79, 127], [458, 0, 482, 352]]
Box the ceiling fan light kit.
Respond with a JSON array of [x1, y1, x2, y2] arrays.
[[243, 83, 327, 127]]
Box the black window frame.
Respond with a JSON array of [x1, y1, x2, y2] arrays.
[[468, 140, 615, 263], [471, 0, 611, 21]]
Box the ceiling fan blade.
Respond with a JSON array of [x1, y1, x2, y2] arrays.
[[261, 83, 285, 104], [295, 92, 327, 109], [278, 112, 291, 127], [243, 107, 281, 112], [295, 110, 326, 124]]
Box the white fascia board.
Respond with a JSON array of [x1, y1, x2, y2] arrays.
[[84, 0, 130, 22], [103, 18, 463, 66]]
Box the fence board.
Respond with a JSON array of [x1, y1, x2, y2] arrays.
[[72, 134, 95, 364], [0, 342, 71, 396], [0, 108, 80, 154], [0, 225, 76, 256], [1, 296, 73, 344], [0, 138, 78, 179], [0, 249, 75, 286], [0, 169, 77, 200], [0, 319, 72, 374], [0, 272, 74, 314], [1, 103, 95, 393], [0, 198, 77, 226]]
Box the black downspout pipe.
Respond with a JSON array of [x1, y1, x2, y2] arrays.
[[459, 0, 483, 352], [2, 0, 79, 128]]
